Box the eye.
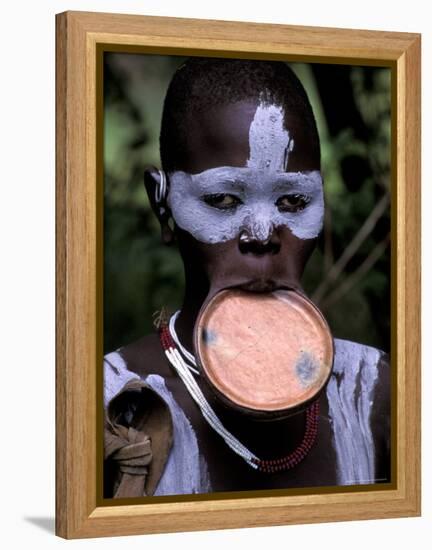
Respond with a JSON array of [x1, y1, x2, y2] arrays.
[[203, 193, 242, 210], [276, 194, 310, 212]]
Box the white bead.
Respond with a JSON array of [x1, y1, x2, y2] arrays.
[[164, 316, 260, 467]]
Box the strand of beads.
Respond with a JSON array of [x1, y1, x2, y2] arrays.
[[158, 313, 320, 473]]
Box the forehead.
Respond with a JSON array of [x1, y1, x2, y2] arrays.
[[179, 99, 320, 174]]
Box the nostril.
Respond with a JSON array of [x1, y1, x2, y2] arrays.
[[238, 233, 281, 255]]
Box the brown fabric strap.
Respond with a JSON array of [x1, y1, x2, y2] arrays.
[[114, 473, 146, 499], [105, 423, 153, 497], [104, 377, 173, 498]]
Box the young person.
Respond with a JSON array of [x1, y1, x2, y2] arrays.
[[103, 58, 390, 498]]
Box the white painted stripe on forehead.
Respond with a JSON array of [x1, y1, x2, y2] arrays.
[[247, 99, 294, 171]]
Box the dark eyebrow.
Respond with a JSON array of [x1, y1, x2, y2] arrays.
[[227, 180, 247, 191], [271, 173, 319, 192], [196, 178, 247, 193], [272, 181, 298, 192]]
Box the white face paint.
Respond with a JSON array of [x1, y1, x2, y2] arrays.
[[166, 96, 324, 244], [168, 167, 323, 243], [246, 100, 295, 171]]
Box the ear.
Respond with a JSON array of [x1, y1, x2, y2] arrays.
[[143, 165, 175, 245]]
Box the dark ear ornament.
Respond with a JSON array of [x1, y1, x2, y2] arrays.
[[143, 166, 175, 245], [155, 169, 168, 212]]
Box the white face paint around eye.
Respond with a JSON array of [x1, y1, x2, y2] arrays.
[[165, 96, 323, 244], [167, 168, 324, 243]]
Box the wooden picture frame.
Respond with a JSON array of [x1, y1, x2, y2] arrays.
[[55, 10, 421, 539]]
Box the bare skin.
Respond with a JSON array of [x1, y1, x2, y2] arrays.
[[117, 99, 390, 492]]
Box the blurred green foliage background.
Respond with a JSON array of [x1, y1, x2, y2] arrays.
[[103, 53, 391, 355]]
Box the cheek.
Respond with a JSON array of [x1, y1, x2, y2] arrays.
[[176, 228, 226, 270], [278, 228, 317, 270], [272, 196, 324, 241], [298, 238, 316, 268], [169, 191, 243, 244]]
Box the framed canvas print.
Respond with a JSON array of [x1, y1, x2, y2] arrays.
[[55, 10, 421, 539]]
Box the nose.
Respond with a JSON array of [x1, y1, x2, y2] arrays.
[[238, 229, 281, 255]]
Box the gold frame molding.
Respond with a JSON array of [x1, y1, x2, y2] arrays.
[[55, 10, 421, 539]]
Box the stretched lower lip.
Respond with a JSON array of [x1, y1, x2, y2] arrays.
[[237, 280, 280, 293]]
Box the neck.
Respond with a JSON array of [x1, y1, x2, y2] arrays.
[[175, 268, 209, 354]]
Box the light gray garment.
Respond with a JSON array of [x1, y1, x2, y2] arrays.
[[104, 350, 140, 407], [146, 374, 211, 495], [326, 338, 383, 485], [103, 351, 211, 495], [104, 337, 385, 493]]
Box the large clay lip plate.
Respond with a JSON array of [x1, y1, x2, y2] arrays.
[[194, 289, 334, 412]]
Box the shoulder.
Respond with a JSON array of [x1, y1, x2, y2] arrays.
[[103, 331, 175, 411], [333, 338, 388, 371], [332, 338, 390, 396], [106, 332, 174, 384], [103, 349, 140, 407], [327, 338, 391, 484], [331, 337, 390, 417]]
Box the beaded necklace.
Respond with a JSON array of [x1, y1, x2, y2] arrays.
[[158, 310, 320, 473]]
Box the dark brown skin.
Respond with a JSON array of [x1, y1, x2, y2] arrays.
[[119, 99, 390, 492]]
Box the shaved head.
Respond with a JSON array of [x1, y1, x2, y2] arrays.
[[160, 57, 321, 172]]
